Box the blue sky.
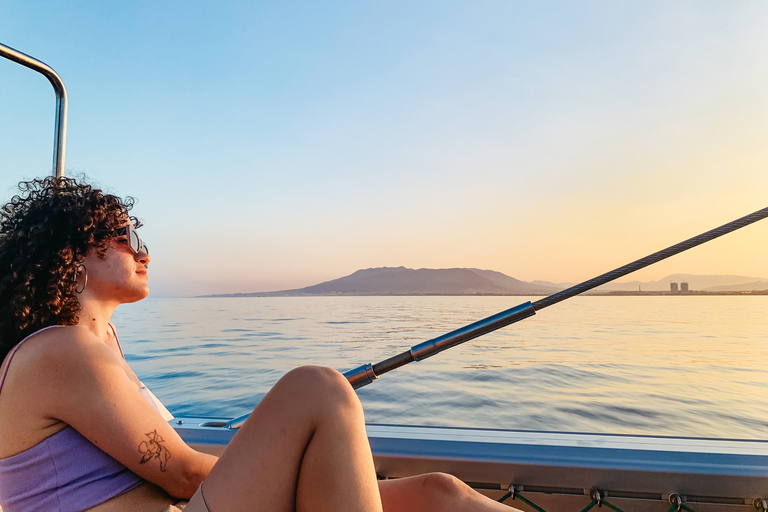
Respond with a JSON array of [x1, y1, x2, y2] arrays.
[[1, 1, 766, 296]]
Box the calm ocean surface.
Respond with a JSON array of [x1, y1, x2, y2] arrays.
[[112, 296, 768, 440]]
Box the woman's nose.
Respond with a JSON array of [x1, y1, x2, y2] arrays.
[[136, 249, 151, 265]]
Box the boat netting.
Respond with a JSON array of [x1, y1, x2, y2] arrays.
[[497, 487, 705, 512]]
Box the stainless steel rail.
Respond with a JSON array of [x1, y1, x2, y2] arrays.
[[0, 42, 68, 178]]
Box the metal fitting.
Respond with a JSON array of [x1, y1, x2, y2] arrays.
[[343, 363, 378, 389], [669, 494, 683, 512], [754, 498, 767, 511]]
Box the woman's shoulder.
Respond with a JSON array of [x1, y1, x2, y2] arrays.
[[3, 325, 115, 379], [1, 324, 127, 424], [14, 323, 99, 350]]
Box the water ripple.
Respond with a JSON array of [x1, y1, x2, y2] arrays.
[[112, 296, 768, 439]]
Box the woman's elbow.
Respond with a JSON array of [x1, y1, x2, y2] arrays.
[[164, 470, 205, 499], [165, 454, 216, 499]]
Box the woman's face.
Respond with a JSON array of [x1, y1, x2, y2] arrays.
[[80, 221, 151, 304]]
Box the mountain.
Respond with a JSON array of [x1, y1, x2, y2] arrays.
[[201, 269, 768, 297], [222, 267, 562, 297]]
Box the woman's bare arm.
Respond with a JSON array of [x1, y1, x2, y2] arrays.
[[27, 327, 217, 498]]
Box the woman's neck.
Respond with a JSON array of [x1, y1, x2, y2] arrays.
[[76, 301, 117, 343]]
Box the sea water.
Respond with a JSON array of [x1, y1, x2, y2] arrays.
[[112, 295, 768, 440]]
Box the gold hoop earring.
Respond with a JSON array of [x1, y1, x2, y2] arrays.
[[74, 264, 87, 294]]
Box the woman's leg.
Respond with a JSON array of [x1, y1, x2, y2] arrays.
[[201, 366, 382, 512], [378, 473, 522, 512]]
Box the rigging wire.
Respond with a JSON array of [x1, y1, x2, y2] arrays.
[[344, 205, 768, 389]]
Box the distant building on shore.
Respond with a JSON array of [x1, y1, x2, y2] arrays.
[[681, 282, 689, 295], [670, 282, 679, 295]]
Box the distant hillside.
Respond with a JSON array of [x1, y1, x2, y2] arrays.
[[201, 269, 768, 297], [593, 274, 768, 292], [703, 280, 768, 292], [212, 267, 562, 297]]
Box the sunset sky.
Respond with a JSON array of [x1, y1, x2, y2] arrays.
[[1, 1, 766, 297]]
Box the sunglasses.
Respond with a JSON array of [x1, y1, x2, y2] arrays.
[[115, 225, 149, 255]]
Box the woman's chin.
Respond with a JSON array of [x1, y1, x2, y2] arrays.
[[125, 286, 151, 303]]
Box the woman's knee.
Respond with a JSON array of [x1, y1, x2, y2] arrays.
[[277, 365, 360, 410], [417, 473, 475, 502]]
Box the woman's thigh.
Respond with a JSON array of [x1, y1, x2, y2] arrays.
[[378, 474, 519, 512], [199, 366, 379, 512], [85, 482, 177, 512]]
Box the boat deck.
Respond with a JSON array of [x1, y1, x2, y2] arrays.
[[174, 418, 768, 512]]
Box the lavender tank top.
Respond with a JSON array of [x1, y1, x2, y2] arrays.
[[0, 326, 148, 512]]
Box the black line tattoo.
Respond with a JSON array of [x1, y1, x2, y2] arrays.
[[138, 430, 171, 472]]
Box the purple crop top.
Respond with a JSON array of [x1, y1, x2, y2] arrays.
[[0, 326, 145, 512]]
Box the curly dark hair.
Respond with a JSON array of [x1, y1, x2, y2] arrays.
[[0, 177, 140, 360]]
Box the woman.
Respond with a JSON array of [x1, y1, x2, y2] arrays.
[[0, 177, 518, 512]]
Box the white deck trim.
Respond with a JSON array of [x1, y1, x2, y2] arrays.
[[366, 425, 768, 456]]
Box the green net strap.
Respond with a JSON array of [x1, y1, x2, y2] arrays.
[[667, 503, 697, 512], [601, 499, 627, 512], [497, 489, 629, 512], [513, 492, 550, 512], [497, 490, 549, 512]]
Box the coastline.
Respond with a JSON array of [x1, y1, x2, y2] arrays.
[[201, 290, 768, 298]]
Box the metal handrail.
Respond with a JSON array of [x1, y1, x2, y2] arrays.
[[0, 42, 68, 178]]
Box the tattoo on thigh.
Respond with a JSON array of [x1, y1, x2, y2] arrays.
[[139, 430, 171, 471]]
